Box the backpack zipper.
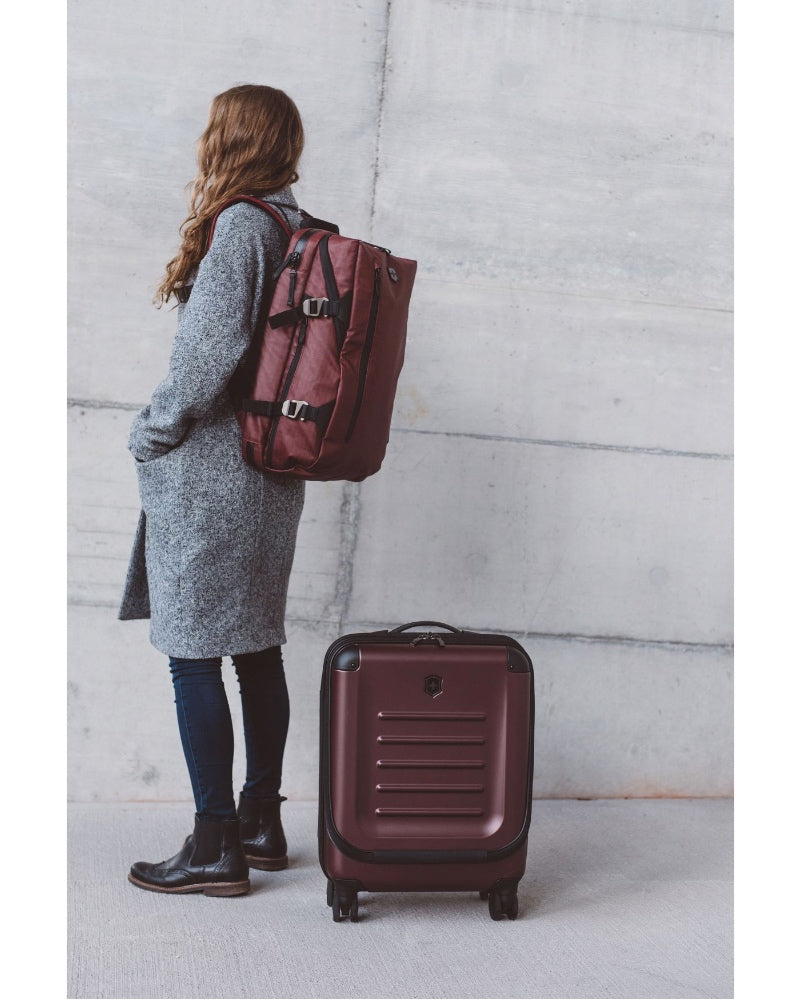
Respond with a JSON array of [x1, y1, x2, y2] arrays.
[[265, 317, 308, 467], [287, 255, 300, 305], [272, 229, 319, 305], [345, 267, 381, 442], [317, 234, 347, 351]]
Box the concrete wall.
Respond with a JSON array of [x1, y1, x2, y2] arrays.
[[68, 0, 733, 802]]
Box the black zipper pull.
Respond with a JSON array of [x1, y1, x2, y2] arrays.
[[287, 250, 301, 305]]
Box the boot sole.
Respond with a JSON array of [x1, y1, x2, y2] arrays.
[[245, 854, 288, 871], [127, 873, 251, 896]]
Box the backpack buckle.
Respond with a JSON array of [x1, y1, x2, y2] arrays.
[[281, 399, 309, 420], [302, 297, 328, 317]]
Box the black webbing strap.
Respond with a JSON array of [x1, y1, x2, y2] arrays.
[[241, 399, 335, 429], [268, 307, 301, 329], [268, 291, 352, 330], [300, 215, 339, 234]]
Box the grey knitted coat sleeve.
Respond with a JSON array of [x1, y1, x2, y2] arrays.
[[118, 193, 306, 659], [128, 202, 277, 461]]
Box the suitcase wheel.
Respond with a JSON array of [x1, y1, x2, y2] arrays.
[[488, 884, 520, 921], [331, 883, 360, 923]]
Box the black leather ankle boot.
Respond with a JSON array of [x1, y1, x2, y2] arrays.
[[237, 794, 288, 870], [128, 815, 251, 896]]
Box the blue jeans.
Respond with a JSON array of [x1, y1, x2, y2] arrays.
[[168, 646, 290, 820]]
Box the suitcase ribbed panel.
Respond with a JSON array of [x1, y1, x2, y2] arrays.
[[329, 644, 531, 853], [376, 759, 485, 769], [375, 784, 485, 793], [376, 735, 486, 745], [377, 712, 487, 721]]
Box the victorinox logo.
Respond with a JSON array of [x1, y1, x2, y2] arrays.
[[424, 675, 443, 698]]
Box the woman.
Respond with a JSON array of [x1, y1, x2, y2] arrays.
[[118, 85, 308, 897]]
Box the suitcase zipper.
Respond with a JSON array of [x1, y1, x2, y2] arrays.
[[264, 317, 308, 467], [324, 629, 534, 666], [345, 267, 381, 442]]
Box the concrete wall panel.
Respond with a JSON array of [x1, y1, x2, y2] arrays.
[[349, 432, 732, 645], [375, 0, 732, 307], [526, 633, 732, 797], [396, 279, 732, 454]]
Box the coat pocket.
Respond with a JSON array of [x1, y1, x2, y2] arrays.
[[135, 445, 182, 512]]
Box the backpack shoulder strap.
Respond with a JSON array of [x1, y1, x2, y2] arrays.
[[175, 198, 300, 303], [206, 195, 295, 248]]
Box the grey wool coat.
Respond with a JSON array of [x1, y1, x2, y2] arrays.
[[118, 189, 306, 658]]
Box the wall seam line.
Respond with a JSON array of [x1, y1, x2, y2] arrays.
[[330, 0, 392, 631], [68, 598, 731, 651], [368, 0, 392, 238], [446, 0, 733, 39], [67, 399, 731, 461], [412, 274, 734, 314], [390, 426, 733, 461]]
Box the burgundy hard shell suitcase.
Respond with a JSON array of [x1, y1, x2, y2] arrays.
[[319, 621, 535, 922]]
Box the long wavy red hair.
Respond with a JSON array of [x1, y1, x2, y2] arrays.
[[156, 84, 305, 305]]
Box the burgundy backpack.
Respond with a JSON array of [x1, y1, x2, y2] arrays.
[[204, 196, 417, 482]]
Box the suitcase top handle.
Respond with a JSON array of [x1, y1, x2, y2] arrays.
[[389, 621, 462, 634]]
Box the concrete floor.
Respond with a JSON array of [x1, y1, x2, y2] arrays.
[[68, 799, 732, 999]]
